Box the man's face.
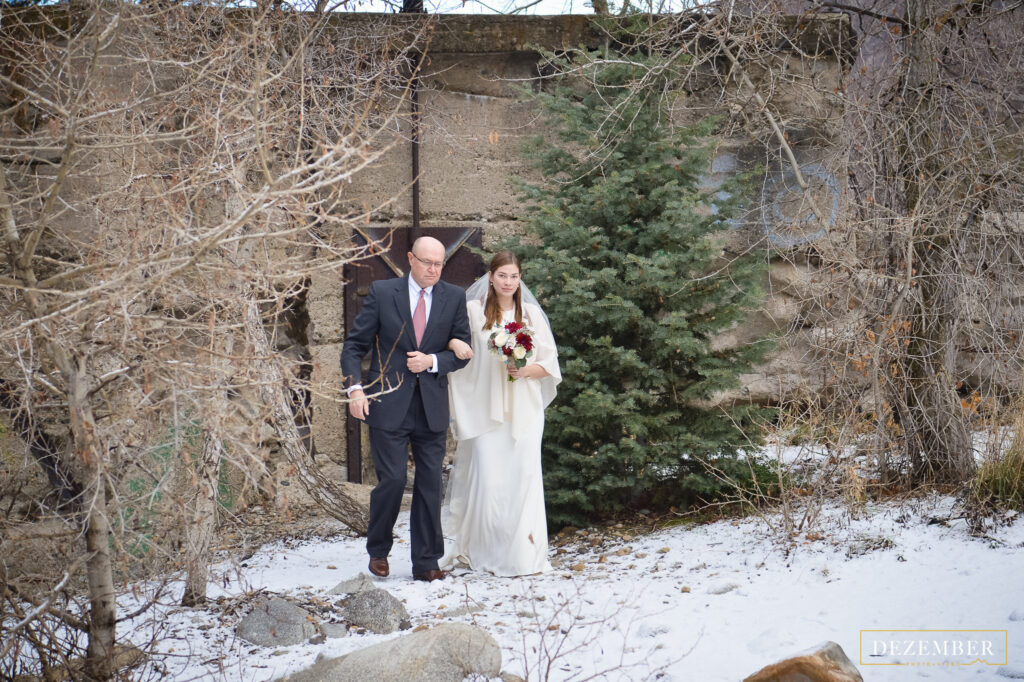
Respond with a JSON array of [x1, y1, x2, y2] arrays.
[[408, 240, 445, 289]]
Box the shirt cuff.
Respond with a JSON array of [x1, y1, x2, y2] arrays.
[[428, 355, 438, 373], [347, 384, 364, 395]]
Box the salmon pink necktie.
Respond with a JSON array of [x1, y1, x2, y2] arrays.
[[413, 289, 426, 347]]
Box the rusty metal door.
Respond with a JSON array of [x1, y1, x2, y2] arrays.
[[342, 226, 485, 482]]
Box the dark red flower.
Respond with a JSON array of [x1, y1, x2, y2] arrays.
[[516, 332, 532, 349], [502, 346, 513, 356], [505, 321, 522, 333]]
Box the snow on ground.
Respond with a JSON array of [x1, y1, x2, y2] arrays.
[[125, 495, 1024, 681]]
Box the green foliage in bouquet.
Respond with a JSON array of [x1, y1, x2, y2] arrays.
[[508, 48, 774, 527]]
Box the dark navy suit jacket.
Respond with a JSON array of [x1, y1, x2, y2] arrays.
[[340, 275, 471, 432]]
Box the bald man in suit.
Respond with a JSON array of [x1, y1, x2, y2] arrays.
[[341, 236, 471, 581]]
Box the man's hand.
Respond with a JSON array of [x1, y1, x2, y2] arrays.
[[348, 389, 370, 420], [406, 351, 434, 373]]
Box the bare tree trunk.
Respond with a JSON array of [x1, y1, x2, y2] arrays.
[[70, 367, 116, 680], [243, 293, 369, 535], [836, 0, 979, 484], [4, 163, 116, 678], [886, 1, 973, 483], [182, 328, 237, 606], [181, 431, 222, 607]]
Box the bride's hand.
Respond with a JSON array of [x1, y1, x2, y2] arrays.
[[506, 362, 530, 379], [507, 363, 549, 380], [448, 338, 473, 360]]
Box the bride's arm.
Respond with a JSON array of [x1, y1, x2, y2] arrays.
[[448, 337, 473, 360]]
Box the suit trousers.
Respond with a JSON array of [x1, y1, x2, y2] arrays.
[[365, 382, 446, 573]]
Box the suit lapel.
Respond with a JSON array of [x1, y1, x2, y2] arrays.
[[393, 275, 417, 348]]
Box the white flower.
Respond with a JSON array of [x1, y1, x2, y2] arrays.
[[494, 332, 509, 346], [513, 346, 527, 360]]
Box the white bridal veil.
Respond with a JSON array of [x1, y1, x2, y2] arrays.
[[463, 273, 551, 332]]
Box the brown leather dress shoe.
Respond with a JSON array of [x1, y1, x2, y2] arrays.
[[412, 569, 449, 582], [368, 557, 389, 577]]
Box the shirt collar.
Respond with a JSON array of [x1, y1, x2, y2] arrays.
[[409, 278, 433, 297]]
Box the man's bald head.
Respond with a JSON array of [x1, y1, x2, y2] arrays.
[[412, 236, 444, 257], [408, 236, 446, 289]]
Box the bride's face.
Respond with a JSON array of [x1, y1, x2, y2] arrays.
[[490, 264, 521, 298]]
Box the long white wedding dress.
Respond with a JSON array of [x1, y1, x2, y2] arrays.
[[442, 299, 561, 576]]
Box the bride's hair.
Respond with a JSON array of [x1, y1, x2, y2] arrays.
[[482, 250, 523, 330]]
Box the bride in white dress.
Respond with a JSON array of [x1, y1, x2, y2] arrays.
[[441, 251, 561, 576]]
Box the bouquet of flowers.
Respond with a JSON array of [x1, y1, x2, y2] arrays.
[[488, 320, 534, 381]]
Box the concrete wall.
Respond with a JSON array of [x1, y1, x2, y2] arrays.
[[307, 14, 853, 472]]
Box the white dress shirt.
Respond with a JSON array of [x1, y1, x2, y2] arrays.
[[408, 279, 439, 374]]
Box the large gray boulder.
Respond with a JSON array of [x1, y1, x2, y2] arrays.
[[744, 641, 863, 682], [342, 587, 410, 634], [235, 597, 317, 647], [284, 622, 502, 682]]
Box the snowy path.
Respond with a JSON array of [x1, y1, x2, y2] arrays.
[[127, 496, 1024, 681]]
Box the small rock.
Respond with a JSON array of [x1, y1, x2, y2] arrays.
[[327, 565, 337, 570], [680, 586, 691, 593], [500, 672, 526, 682], [570, 563, 586, 572], [343, 588, 410, 635], [657, 547, 670, 554], [330, 573, 376, 596], [236, 597, 318, 647], [320, 623, 349, 639]]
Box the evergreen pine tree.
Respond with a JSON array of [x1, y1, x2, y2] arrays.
[[510, 49, 773, 526]]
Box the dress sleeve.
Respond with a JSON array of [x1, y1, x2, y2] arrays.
[[525, 303, 561, 410], [448, 299, 505, 441]]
